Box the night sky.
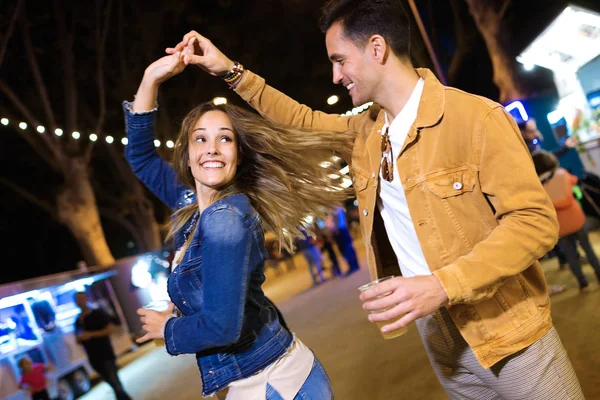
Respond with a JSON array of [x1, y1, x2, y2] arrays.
[[1, 0, 599, 284]]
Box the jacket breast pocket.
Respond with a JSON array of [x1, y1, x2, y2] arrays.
[[427, 168, 476, 198], [425, 168, 480, 253]]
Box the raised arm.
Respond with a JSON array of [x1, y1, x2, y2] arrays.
[[124, 53, 188, 209], [167, 31, 375, 157]]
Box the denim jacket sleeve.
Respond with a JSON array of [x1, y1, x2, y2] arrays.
[[122, 101, 184, 209], [164, 206, 253, 355]]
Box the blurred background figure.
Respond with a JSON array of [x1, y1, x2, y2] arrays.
[[533, 150, 600, 291], [295, 229, 326, 286], [518, 118, 583, 271], [327, 206, 360, 276], [280, 247, 297, 272], [265, 239, 284, 276], [518, 118, 578, 156], [316, 219, 342, 277], [18, 355, 50, 400], [74, 292, 132, 400]]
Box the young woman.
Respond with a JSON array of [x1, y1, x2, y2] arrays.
[[125, 49, 352, 399]]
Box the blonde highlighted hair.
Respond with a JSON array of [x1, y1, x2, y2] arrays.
[[166, 101, 354, 251]]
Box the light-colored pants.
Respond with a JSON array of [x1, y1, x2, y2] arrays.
[[416, 308, 584, 400]]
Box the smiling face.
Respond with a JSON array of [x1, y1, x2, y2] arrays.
[[326, 21, 380, 106], [188, 110, 239, 201]]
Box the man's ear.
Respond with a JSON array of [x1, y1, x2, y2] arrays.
[[369, 34, 389, 64]]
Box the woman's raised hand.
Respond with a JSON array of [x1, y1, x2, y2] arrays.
[[166, 31, 235, 77], [132, 52, 186, 112], [143, 52, 186, 85]]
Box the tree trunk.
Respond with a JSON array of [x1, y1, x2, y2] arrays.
[[483, 35, 524, 103], [465, 0, 527, 103], [56, 157, 115, 267]]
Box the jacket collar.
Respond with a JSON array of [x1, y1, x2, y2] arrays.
[[363, 68, 445, 176], [414, 68, 445, 129]]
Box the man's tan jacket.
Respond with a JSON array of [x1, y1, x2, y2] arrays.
[[235, 68, 559, 368]]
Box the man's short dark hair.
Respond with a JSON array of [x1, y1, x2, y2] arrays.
[[319, 0, 411, 58], [531, 150, 559, 176]]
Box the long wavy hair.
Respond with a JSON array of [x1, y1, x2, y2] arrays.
[[166, 101, 354, 252]]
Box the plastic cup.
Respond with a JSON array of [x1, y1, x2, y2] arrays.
[[358, 276, 407, 340], [143, 300, 171, 347]]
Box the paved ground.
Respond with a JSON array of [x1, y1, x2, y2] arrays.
[[80, 232, 600, 400]]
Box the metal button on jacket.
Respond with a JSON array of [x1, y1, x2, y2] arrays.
[[363, 209, 368, 216], [453, 182, 463, 190]]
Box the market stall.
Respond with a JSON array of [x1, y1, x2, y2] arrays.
[[517, 4, 600, 174], [0, 269, 132, 400]]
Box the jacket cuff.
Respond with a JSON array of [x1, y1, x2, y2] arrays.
[[432, 266, 469, 305], [233, 70, 265, 102], [164, 316, 180, 356], [122, 100, 158, 115]]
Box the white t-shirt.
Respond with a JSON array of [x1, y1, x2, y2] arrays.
[[377, 78, 431, 277]]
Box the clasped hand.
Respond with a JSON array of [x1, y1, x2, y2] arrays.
[[165, 30, 235, 76]]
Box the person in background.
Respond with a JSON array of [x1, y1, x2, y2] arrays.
[[518, 117, 584, 291], [280, 247, 297, 272], [518, 118, 578, 157], [327, 206, 360, 275], [532, 150, 600, 291], [296, 229, 327, 285], [265, 239, 284, 276], [74, 292, 132, 400], [316, 218, 342, 277], [18, 356, 50, 400]]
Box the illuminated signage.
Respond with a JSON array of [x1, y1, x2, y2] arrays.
[[517, 5, 600, 72], [505, 100, 529, 122]]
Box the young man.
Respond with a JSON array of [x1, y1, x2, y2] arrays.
[[168, 0, 583, 398], [74, 292, 132, 400]]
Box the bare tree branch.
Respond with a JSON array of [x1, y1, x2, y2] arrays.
[[54, 1, 78, 147], [0, 80, 61, 169], [0, 0, 23, 68], [0, 177, 57, 219], [117, 0, 129, 100], [98, 207, 145, 248], [22, 21, 59, 141], [465, 0, 525, 102], [104, 142, 139, 187], [85, 0, 114, 162], [448, 0, 477, 84], [498, 0, 512, 20]]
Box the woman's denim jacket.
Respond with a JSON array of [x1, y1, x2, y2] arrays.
[[123, 102, 293, 396]]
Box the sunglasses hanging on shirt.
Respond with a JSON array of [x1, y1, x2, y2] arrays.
[[381, 127, 393, 182]]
